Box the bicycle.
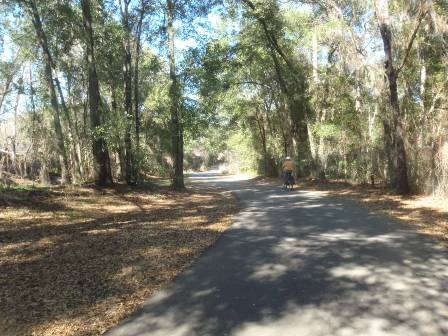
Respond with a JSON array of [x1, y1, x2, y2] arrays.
[[283, 171, 295, 190]]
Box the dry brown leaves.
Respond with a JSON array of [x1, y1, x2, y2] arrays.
[[0, 184, 238, 336], [297, 179, 448, 246]]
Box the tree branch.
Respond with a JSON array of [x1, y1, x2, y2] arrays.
[[234, 81, 273, 89], [240, 0, 302, 85], [397, 7, 429, 75]]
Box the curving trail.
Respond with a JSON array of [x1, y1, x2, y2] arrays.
[[107, 171, 448, 336]]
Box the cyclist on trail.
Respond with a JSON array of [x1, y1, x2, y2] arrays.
[[282, 156, 295, 187]]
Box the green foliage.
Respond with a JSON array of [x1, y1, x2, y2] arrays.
[[313, 123, 341, 139], [1, 0, 447, 194], [226, 130, 261, 174], [0, 183, 43, 192]]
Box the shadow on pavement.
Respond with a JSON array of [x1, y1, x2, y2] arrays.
[[107, 171, 448, 336]]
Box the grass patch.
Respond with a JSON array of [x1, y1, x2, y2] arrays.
[[0, 183, 44, 192], [0, 184, 238, 336]]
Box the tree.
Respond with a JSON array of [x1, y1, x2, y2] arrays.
[[119, 0, 135, 185], [20, 0, 72, 184], [240, 0, 313, 176], [375, 0, 428, 194], [2, 0, 448, 198], [81, 0, 113, 185], [166, 0, 185, 190]]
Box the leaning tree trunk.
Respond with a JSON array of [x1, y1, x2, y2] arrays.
[[167, 0, 185, 190], [55, 75, 83, 182], [81, 0, 113, 186], [24, 0, 71, 184]]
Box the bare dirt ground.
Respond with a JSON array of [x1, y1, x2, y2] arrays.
[[296, 179, 448, 247], [0, 184, 237, 336]]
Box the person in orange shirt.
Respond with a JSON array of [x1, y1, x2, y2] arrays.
[[282, 156, 295, 172], [282, 156, 295, 188]]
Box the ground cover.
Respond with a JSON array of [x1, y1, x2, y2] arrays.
[[0, 183, 237, 335]]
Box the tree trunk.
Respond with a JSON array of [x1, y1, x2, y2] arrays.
[[134, 5, 145, 156], [167, 0, 184, 190], [110, 85, 126, 179], [121, 0, 134, 185], [81, 0, 113, 186], [377, 0, 410, 194], [312, 30, 318, 83], [55, 75, 83, 182], [255, 107, 268, 176], [0, 68, 14, 113], [281, 130, 288, 157], [40, 158, 51, 185], [11, 76, 23, 174], [29, 65, 39, 179], [24, 0, 71, 184]]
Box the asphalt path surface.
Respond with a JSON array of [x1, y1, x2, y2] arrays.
[[107, 171, 448, 336]]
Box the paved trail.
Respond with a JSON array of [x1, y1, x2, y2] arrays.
[[107, 172, 448, 336]]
